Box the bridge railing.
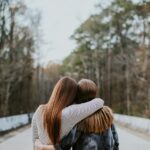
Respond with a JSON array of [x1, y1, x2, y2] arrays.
[[0, 113, 33, 133], [1, 113, 150, 135], [114, 114, 150, 135]]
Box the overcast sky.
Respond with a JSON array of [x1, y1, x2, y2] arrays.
[[24, 0, 111, 66]]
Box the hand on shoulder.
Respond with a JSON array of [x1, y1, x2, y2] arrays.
[[35, 139, 55, 150]]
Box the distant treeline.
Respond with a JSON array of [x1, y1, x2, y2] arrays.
[[1, 0, 150, 118]]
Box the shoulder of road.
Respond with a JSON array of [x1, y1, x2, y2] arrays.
[[0, 125, 30, 143], [116, 123, 150, 142]]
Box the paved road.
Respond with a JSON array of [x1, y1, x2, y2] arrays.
[[0, 129, 32, 150], [0, 126, 150, 150], [117, 126, 150, 150]]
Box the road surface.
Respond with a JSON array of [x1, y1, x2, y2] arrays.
[[117, 126, 150, 150], [0, 128, 32, 150], [0, 125, 150, 150]]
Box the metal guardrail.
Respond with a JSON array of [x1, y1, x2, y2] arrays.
[[114, 114, 150, 135], [0, 113, 33, 132], [1, 113, 150, 134]]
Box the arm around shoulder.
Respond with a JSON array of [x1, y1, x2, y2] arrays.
[[62, 98, 104, 128]]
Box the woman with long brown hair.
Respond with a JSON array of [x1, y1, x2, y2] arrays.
[[32, 77, 104, 150], [56, 79, 119, 150]]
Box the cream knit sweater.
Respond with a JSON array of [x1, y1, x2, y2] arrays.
[[32, 98, 104, 147]]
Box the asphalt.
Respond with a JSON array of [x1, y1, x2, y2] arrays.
[[0, 125, 150, 150]]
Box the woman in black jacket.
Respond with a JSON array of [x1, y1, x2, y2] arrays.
[[56, 79, 119, 150]]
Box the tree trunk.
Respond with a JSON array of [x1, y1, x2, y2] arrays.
[[126, 57, 130, 115], [3, 82, 11, 115], [107, 48, 112, 107], [95, 50, 100, 95]]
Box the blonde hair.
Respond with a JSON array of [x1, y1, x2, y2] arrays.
[[78, 106, 113, 133], [76, 78, 113, 133]]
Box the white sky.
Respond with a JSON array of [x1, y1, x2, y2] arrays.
[[24, 0, 111, 66]]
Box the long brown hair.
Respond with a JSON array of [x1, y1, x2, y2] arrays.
[[43, 77, 77, 145], [76, 79, 113, 133]]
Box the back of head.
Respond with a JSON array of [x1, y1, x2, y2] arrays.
[[44, 76, 77, 145], [76, 79, 98, 104], [76, 79, 113, 133], [48, 76, 77, 106]]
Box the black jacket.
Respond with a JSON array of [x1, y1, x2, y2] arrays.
[[56, 124, 119, 150]]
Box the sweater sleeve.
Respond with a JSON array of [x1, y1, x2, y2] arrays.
[[31, 113, 39, 150], [61, 98, 104, 137]]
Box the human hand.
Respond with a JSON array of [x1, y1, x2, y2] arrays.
[[35, 139, 55, 150]]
